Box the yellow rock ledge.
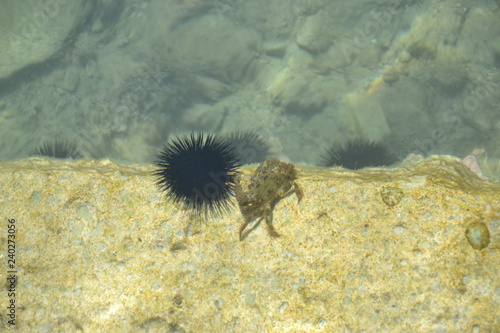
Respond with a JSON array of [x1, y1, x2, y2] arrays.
[[0, 157, 499, 332]]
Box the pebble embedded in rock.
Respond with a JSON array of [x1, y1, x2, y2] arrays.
[[465, 222, 490, 250], [381, 186, 404, 207]]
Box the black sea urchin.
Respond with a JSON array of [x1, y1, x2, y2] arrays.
[[320, 139, 397, 170], [32, 141, 81, 159], [225, 130, 270, 165], [155, 133, 240, 215]]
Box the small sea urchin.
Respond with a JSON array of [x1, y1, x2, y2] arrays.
[[32, 141, 81, 159], [320, 139, 397, 170], [155, 133, 240, 215], [225, 130, 270, 165]]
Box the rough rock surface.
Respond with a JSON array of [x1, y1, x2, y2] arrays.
[[0, 157, 499, 332]]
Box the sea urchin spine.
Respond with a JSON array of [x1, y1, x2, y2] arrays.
[[320, 139, 397, 170], [155, 133, 240, 215]]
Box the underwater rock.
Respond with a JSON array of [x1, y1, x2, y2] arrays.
[[0, 1, 92, 80], [262, 40, 288, 58], [465, 222, 491, 250], [163, 14, 260, 84], [295, 12, 333, 53], [1, 156, 498, 331], [343, 92, 390, 140], [382, 67, 400, 84]]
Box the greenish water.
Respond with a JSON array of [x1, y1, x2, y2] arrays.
[[0, 0, 498, 178]]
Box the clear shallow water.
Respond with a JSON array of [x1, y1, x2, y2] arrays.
[[1, 3, 499, 331], [0, 0, 498, 178]]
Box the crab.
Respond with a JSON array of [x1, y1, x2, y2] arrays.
[[235, 158, 303, 240]]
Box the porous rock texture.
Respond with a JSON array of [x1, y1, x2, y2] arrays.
[[0, 157, 499, 332]]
